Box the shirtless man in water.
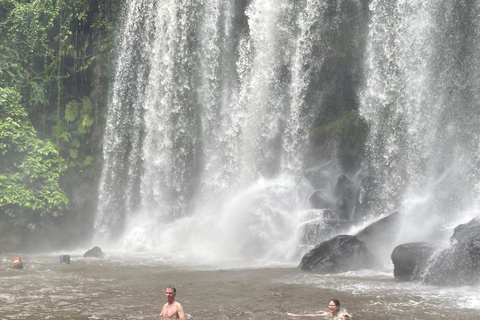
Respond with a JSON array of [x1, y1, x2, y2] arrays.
[[159, 286, 185, 319]]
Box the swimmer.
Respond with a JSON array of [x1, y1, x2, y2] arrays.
[[135, 286, 185, 319], [287, 299, 351, 318], [159, 286, 185, 319]]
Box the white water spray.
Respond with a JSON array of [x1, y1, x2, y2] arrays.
[[95, 0, 362, 264], [96, 0, 480, 266], [360, 0, 480, 245]]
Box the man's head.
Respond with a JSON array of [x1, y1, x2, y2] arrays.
[[165, 286, 177, 302]]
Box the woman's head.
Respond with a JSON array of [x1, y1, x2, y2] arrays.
[[328, 299, 340, 313]]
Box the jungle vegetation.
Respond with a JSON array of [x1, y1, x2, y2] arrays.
[[0, 0, 118, 249]]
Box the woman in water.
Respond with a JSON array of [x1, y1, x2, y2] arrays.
[[287, 299, 351, 318]]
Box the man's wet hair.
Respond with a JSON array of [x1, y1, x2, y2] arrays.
[[167, 285, 177, 293]]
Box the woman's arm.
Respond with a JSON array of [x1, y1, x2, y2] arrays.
[[287, 312, 328, 317]]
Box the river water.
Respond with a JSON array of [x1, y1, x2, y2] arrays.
[[1, 253, 479, 320]]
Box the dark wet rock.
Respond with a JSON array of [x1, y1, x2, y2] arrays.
[[335, 197, 350, 220], [355, 211, 402, 258], [83, 246, 104, 258], [334, 174, 355, 200], [450, 218, 480, 246], [298, 209, 351, 247], [352, 175, 376, 220], [422, 218, 480, 286], [391, 242, 441, 281], [333, 174, 357, 220], [309, 190, 335, 210], [390, 219, 480, 286], [303, 166, 336, 190], [299, 234, 377, 273], [355, 211, 401, 242]]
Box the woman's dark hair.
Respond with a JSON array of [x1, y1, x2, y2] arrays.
[[330, 299, 340, 310]]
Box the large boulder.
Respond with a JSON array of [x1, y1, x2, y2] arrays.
[[299, 234, 377, 273], [391, 242, 441, 281], [309, 190, 335, 210], [83, 246, 104, 258], [355, 211, 402, 259], [422, 218, 480, 286]]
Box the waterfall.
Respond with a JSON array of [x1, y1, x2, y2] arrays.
[[95, 0, 370, 264], [360, 0, 480, 244], [95, 0, 480, 265]]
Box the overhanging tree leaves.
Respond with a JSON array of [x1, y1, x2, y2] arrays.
[[0, 87, 68, 230]]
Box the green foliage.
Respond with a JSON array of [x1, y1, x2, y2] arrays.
[[53, 96, 97, 175], [0, 87, 68, 230], [65, 101, 79, 122], [339, 110, 370, 153], [0, 0, 119, 238], [0, 0, 56, 110], [0, 87, 28, 120], [312, 109, 370, 159], [0, 0, 115, 127]]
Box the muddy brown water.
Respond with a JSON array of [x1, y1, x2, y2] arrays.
[[1, 253, 479, 319]]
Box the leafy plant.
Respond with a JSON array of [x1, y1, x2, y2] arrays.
[[0, 87, 69, 230], [0, 0, 119, 241], [52, 96, 96, 174]]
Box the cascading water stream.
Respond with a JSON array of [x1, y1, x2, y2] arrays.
[[95, 0, 361, 264], [95, 0, 480, 266], [360, 0, 480, 245]]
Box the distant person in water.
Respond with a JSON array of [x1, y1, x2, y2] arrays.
[[287, 299, 351, 318], [159, 286, 185, 319]]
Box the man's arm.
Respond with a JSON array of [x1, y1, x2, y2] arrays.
[[176, 303, 185, 320], [159, 304, 167, 317]]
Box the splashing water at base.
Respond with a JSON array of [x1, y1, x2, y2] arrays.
[[100, 174, 314, 267]]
